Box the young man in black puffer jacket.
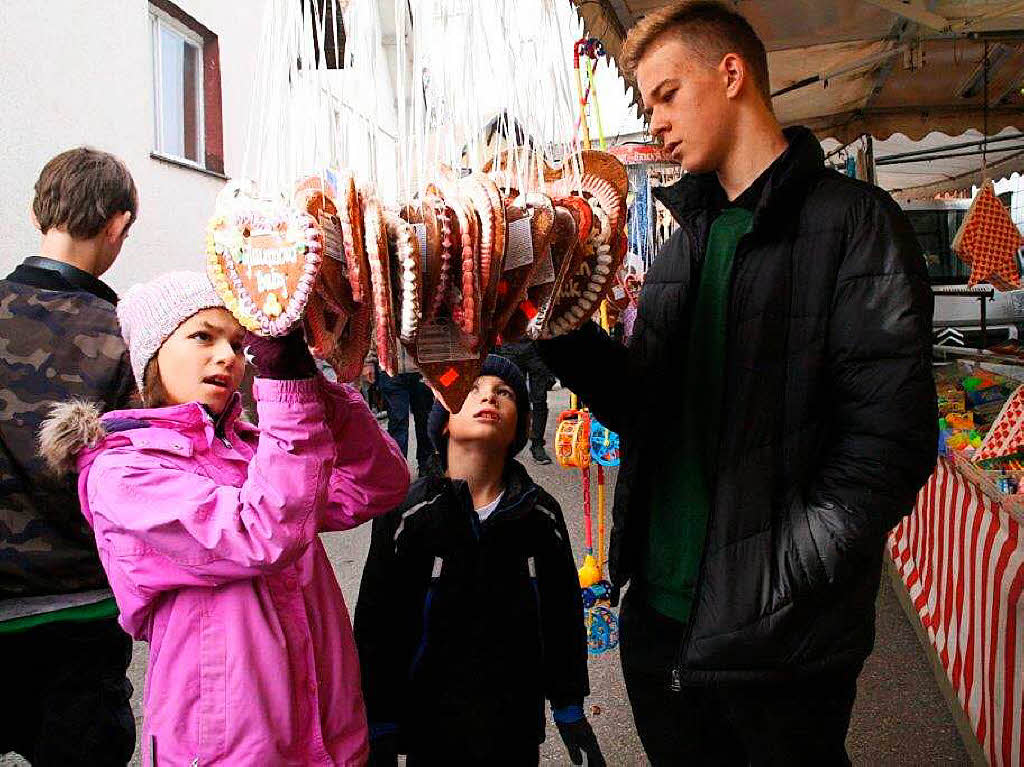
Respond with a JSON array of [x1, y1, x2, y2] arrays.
[[354, 355, 605, 766], [535, 3, 937, 765]]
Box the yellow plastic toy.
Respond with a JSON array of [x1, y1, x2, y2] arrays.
[[578, 554, 601, 588]]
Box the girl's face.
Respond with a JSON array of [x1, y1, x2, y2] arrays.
[[155, 308, 245, 413], [446, 375, 518, 451]]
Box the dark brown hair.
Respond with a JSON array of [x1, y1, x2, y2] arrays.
[[621, 1, 771, 104], [33, 147, 138, 239], [141, 358, 170, 409]]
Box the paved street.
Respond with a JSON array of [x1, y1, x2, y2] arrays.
[[3, 388, 970, 766]]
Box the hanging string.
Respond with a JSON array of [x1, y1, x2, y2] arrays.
[[982, 40, 989, 180]]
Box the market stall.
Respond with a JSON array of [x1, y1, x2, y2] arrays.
[[893, 358, 1024, 766]]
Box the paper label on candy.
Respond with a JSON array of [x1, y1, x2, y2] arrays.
[[528, 246, 555, 286], [416, 316, 477, 363], [504, 217, 534, 271], [612, 285, 626, 300], [412, 223, 428, 274], [318, 211, 344, 264]]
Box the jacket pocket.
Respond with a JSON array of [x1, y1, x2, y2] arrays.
[[198, 594, 227, 757], [772, 492, 830, 611]]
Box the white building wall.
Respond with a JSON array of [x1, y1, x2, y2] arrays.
[[0, 0, 265, 292]]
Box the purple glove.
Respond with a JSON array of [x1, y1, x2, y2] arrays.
[[243, 327, 317, 380]]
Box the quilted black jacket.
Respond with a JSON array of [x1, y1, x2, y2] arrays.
[[537, 126, 937, 684]]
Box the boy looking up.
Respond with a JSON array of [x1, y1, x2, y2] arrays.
[[355, 355, 605, 766]]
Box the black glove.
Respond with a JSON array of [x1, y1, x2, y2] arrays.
[[367, 733, 399, 767], [243, 327, 317, 380], [556, 717, 606, 766]]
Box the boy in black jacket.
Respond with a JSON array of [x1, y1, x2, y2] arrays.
[[355, 355, 605, 766]]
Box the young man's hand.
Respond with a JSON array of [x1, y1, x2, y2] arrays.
[[556, 717, 606, 766]]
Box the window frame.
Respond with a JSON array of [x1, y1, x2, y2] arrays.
[[150, 5, 206, 169]]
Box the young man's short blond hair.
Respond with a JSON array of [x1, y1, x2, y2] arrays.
[[621, 1, 772, 104]]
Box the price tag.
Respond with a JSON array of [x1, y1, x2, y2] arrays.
[[412, 223, 428, 274], [528, 247, 555, 286], [415, 316, 477, 363], [504, 216, 534, 271], [318, 211, 344, 265]]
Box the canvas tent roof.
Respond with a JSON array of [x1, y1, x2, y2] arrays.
[[572, 1, 1024, 144]]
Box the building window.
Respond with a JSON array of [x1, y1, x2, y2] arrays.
[[149, 1, 224, 174]]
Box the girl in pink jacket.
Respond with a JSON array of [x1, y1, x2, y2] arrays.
[[40, 271, 409, 766]]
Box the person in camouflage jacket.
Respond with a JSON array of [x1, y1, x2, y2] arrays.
[[0, 147, 138, 765]]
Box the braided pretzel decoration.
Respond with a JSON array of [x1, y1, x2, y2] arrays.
[[384, 211, 422, 345], [363, 194, 399, 376]]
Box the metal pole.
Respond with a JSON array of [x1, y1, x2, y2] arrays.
[[875, 145, 1024, 165], [875, 132, 1024, 163]]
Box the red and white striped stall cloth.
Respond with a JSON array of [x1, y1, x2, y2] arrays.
[[889, 458, 1024, 766]]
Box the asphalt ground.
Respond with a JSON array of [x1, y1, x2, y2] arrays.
[[3, 387, 970, 766]]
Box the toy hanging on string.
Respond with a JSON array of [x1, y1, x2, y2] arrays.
[[555, 408, 619, 654]]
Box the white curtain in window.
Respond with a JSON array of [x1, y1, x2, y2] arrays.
[[157, 22, 201, 163]]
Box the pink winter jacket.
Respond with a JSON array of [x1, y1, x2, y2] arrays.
[[74, 376, 409, 766]]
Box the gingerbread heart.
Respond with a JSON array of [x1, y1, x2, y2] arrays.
[[520, 204, 579, 340], [363, 194, 400, 376], [488, 202, 540, 346], [418, 355, 485, 414], [543, 224, 628, 338], [501, 193, 559, 341], [294, 176, 356, 316], [206, 191, 322, 336], [304, 288, 349, 359], [458, 174, 506, 346], [324, 296, 372, 382], [443, 193, 482, 348], [385, 211, 422, 346], [423, 196, 455, 322], [336, 172, 370, 306]]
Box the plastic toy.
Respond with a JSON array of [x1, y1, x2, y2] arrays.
[[585, 605, 619, 654], [555, 409, 592, 470], [589, 417, 620, 467]]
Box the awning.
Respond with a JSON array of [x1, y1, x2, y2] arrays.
[[573, 0, 1024, 144]]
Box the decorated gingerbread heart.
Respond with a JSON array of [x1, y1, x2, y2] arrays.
[[206, 188, 322, 336]]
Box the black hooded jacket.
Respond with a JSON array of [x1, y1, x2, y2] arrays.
[[537, 126, 937, 684], [354, 460, 589, 752]]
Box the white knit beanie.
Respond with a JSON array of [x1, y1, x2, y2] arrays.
[[117, 271, 226, 391]]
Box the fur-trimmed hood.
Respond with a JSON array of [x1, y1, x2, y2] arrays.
[[38, 393, 247, 478], [38, 400, 110, 477]]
